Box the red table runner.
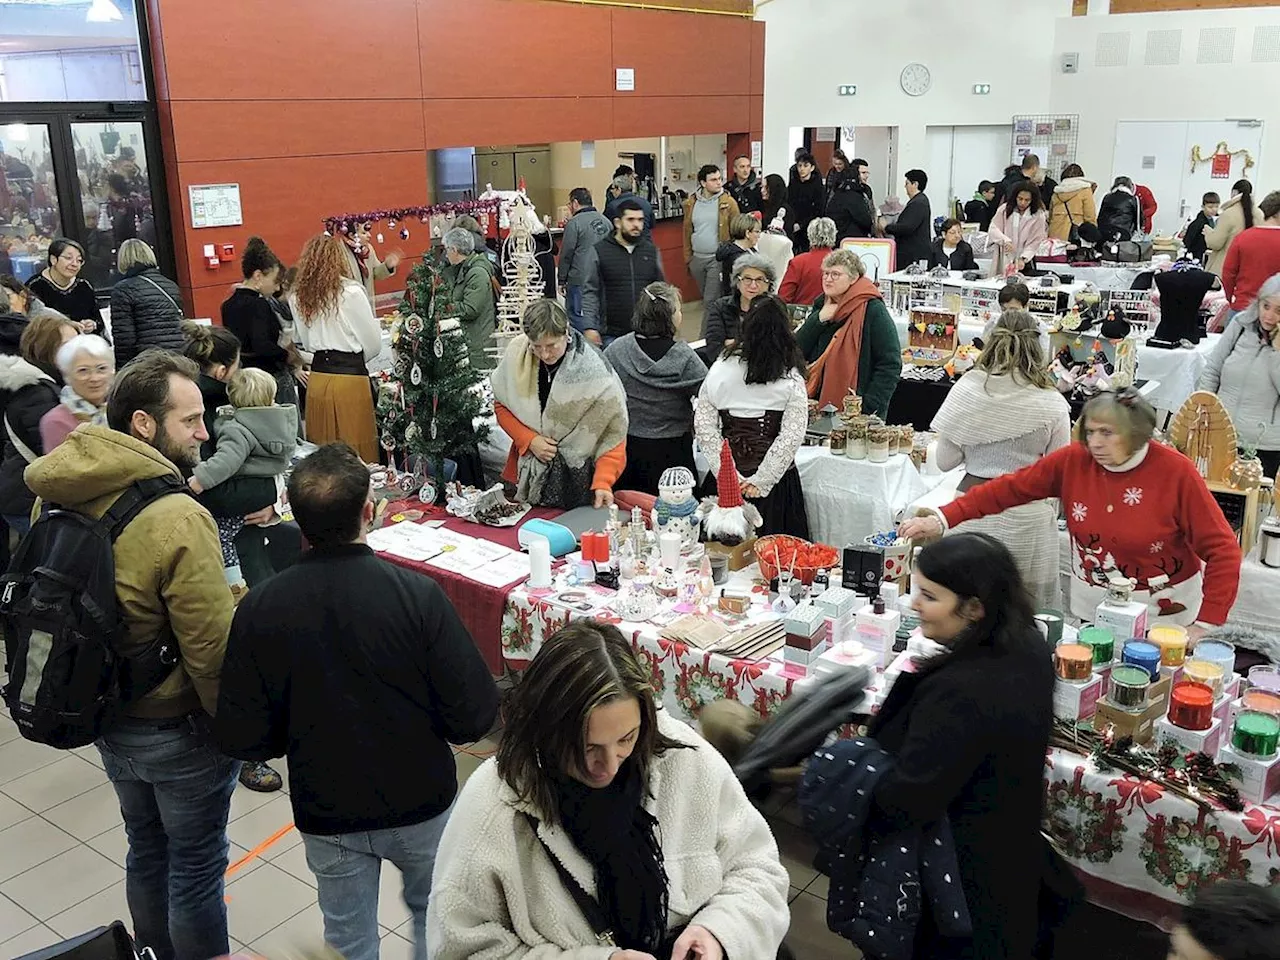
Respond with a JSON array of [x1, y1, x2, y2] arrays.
[[377, 500, 562, 674]]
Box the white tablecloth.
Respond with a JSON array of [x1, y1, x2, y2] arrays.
[[1133, 334, 1219, 414], [1038, 263, 1145, 290], [795, 446, 947, 547]]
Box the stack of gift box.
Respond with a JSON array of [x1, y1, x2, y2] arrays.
[[1053, 623, 1280, 805]]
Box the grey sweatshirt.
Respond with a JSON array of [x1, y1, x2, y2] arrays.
[[691, 192, 722, 255], [194, 403, 299, 490], [604, 334, 708, 438], [1198, 316, 1280, 450]]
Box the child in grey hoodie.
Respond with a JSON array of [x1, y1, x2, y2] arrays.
[[188, 366, 298, 590]]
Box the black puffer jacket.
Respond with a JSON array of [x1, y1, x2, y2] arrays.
[[1097, 189, 1141, 243], [110, 265, 185, 367], [0, 353, 59, 519]]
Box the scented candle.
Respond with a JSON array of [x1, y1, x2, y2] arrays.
[[1054, 643, 1094, 681], [1122, 641, 1161, 681], [1079, 626, 1114, 665], [1241, 689, 1280, 718], [1109, 665, 1152, 712], [1169, 681, 1215, 731], [1195, 641, 1236, 679], [1185, 658, 1225, 699], [1148, 625, 1188, 667], [1035, 610, 1064, 645], [1232, 712, 1280, 759], [1248, 665, 1280, 695]]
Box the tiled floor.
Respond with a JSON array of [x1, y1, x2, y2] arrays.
[[0, 702, 854, 959]]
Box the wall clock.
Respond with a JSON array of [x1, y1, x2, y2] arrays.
[[900, 62, 932, 97]]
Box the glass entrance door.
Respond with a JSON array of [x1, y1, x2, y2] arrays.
[[0, 109, 169, 292], [1, 121, 63, 282]]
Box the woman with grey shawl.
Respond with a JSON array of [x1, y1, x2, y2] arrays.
[[929, 310, 1070, 609], [605, 282, 707, 495], [492, 300, 628, 508]]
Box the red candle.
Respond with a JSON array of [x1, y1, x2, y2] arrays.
[[1169, 682, 1215, 731]]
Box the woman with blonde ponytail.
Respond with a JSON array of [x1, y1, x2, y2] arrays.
[[927, 310, 1070, 607]]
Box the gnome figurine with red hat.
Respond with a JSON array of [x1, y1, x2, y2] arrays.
[[699, 440, 763, 546]]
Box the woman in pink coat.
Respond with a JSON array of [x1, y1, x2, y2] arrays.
[[989, 179, 1049, 275]]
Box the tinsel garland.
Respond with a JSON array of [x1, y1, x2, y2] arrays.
[[323, 199, 501, 238], [1051, 717, 1244, 813]]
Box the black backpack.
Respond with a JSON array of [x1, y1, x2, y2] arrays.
[[1, 475, 191, 748]]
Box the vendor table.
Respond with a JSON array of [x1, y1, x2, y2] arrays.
[[795, 445, 940, 547], [376, 500, 562, 674], [1039, 263, 1146, 290], [1132, 335, 1218, 414]]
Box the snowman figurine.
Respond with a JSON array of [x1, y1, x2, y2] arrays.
[[652, 466, 699, 550]]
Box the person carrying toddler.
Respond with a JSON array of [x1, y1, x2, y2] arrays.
[[188, 366, 298, 596]]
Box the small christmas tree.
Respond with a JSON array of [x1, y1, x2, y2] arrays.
[[377, 258, 490, 493]]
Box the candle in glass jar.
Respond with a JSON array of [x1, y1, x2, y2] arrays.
[[1148, 625, 1188, 667], [1184, 659, 1225, 699], [1241, 688, 1280, 717], [1108, 665, 1151, 712], [1231, 711, 1280, 759], [1194, 640, 1236, 679], [1169, 682, 1215, 731], [1054, 643, 1094, 681], [1122, 640, 1161, 681], [1247, 664, 1280, 695], [1078, 626, 1114, 665]]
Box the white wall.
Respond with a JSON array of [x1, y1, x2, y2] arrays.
[[757, 0, 1070, 176], [760, 2, 1280, 212], [1050, 10, 1279, 189]]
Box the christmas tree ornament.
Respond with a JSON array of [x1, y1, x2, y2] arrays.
[[409, 363, 423, 386], [430, 418, 438, 440], [404, 421, 421, 445], [405, 314, 424, 336], [433, 337, 444, 358], [380, 432, 397, 451], [393, 354, 409, 377], [376, 233, 384, 244], [388, 218, 397, 228], [400, 228, 410, 241], [418, 480, 437, 505]]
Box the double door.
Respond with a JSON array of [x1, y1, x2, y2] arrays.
[[0, 106, 170, 291]]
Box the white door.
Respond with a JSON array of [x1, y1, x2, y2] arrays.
[[924, 125, 1013, 221], [1112, 120, 1266, 237]]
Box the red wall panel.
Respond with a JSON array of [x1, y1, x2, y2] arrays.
[[421, 98, 614, 149], [157, 0, 422, 101], [609, 9, 751, 97], [170, 101, 427, 163], [611, 96, 750, 139], [418, 0, 614, 98]]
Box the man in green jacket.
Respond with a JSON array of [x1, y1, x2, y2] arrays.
[[441, 228, 497, 371]]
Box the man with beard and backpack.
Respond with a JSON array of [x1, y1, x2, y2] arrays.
[[10, 349, 236, 960]]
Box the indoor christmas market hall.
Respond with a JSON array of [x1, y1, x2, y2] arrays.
[[2, 0, 1280, 959]]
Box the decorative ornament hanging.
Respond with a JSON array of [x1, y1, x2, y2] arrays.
[[400, 228, 410, 241], [393, 354, 409, 377], [430, 418, 438, 440], [409, 363, 423, 386], [1190, 141, 1255, 178], [388, 218, 397, 229], [405, 314, 424, 336], [433, 337, 444, 358], [376, 233, 384, 244], [418, 480, 437, 505], [320, 199, 501, 240], [430, 393, 439, 440], [380, 432, 398, 451], [404, 421, 421, 445]]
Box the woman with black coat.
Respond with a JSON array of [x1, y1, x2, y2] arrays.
[[109, 239, 185, 367], [220, 236, 298, 407], [1097, 176, 1141, 243], [787, 153, 827, 253], [869, 532, 1056, 959], [0, 313, 78, 537], [928, 219, 979, 272]]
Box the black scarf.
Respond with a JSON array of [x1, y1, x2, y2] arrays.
[[552, 760, 670, 952]]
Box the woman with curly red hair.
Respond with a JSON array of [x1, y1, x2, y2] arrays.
[[287, 234, 381, 459]]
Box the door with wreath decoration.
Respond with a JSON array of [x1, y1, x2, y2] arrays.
[[1111, 120, 1264, 239]]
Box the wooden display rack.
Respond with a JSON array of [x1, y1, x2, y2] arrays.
[[1168, 391, 1261, 552], [902, 308, 959, 366]]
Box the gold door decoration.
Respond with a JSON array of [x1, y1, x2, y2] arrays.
[[1189, 141, 1255, 177]]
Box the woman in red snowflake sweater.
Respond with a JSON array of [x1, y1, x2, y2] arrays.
[[901, 389, 1242, 640]]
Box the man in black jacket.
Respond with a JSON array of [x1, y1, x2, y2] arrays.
[[726, 155, 763, 215], [885, 169, 933, 268], [215, 442, 499, 960], [580, 198, 665, 346]]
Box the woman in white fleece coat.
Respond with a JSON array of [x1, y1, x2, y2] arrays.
[[427, 621, 791, 960]]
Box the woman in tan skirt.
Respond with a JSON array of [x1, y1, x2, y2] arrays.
[[288, 234, 381, 460]]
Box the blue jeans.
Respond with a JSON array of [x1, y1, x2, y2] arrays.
[[565, 284, 587, 333], [301, 805, 454, 960], [97, 716, 240, 960]]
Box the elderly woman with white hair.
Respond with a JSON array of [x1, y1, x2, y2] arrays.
[[39, 332, 114, 452], [441, 227, 498, 370], [492, 300, 627, 508], [1198, 272, 1280, 478], [703, 252, 776, 362], [109, 238, 185, 367], [779, 217, 837, 305]]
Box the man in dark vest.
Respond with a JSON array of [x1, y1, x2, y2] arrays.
[[579, 198, 665, 347]]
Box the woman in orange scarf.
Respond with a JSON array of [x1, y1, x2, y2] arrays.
[[795, 248, 902, 417]]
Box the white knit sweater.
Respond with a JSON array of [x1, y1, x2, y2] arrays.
[[426, 712, 791, 960]]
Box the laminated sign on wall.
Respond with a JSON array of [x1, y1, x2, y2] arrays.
[[189, 184, 242, 228]]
